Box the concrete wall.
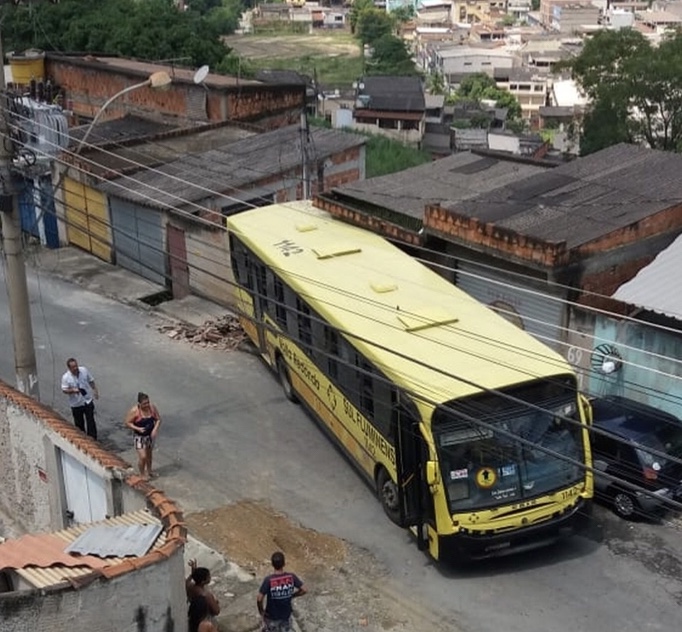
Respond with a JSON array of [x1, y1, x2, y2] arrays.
[[0, 382, 188, 632], [0, 555, 185, 632]]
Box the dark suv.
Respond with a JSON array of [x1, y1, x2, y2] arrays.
[[590, 396, 682, 519]]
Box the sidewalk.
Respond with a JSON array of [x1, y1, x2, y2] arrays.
[[26, 245, 231, 327]]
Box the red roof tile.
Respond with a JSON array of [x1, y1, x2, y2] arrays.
[[0, 533, 112, 572]]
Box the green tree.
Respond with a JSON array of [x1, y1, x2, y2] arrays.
[[349, 0, 374, 35], [456, 73, 522, 119], [428, 71, 446, 95], [568, 29, 682, 153], [367, 34, 418, 76], [391, 5, 416, 24], [357, 8, 395, 45], [0, 0, 234, 69]]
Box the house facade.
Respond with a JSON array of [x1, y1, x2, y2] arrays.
[[350, 76, 425, 146]]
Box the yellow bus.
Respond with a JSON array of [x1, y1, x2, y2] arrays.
[[227, 201, 593, 561]]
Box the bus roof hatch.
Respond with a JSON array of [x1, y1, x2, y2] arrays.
[[396, 308, 459, 332], [313, 244, 362, 259]]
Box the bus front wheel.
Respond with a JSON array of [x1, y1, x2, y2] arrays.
[[277, 356, 298, 403], [377, 468, 402, 525]]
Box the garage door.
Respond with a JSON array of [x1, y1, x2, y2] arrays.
[[457, 261, 565, 351], [110, 197, 165, 285], [64, 176, 112, 262]]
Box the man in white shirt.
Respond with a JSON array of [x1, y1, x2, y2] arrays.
[[61, 357, 99, 439]]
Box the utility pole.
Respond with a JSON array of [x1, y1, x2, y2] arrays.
[[0, 32, 40, 398]]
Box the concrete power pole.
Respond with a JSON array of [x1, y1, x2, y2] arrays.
[[0, 33, 40, 398]]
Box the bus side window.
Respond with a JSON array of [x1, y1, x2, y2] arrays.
[[297, 298, 313, 352], [337, 337, 357, 406], [358, 358, 374, 419], [374, 378, 395, 440], [325, 327, 339, 380], [254, 262, 268, 312], [273, 276, 287, 329], [229, 236, 248, 287], [311, 313, 326, 368]]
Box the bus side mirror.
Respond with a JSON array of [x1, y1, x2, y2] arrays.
[[426, 461, 439, 486]]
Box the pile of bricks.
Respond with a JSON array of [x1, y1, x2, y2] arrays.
[[158, 315, 245, 350]]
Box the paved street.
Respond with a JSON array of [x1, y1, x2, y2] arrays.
[[2, 262, 682, 632]]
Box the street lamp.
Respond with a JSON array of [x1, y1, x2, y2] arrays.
[[75, 71, 172, 154]]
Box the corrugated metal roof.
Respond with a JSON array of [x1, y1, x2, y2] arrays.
[[612, 233, 682, 320], [328, 152, 551, 223], [1, 509, 165, 589], [98, 125, 366, 211], [448, 144, 682, 248], [65, 523, 163, 558]]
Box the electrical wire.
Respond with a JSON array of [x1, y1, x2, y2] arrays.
[[6, 136, 682, 516], [10, 122, 682, 420], [8, 103, 682, 411]]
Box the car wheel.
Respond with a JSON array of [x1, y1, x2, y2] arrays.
[[277, 356, 298, 403], [377, 467, 402, 526], [613, 490, 637, 519]]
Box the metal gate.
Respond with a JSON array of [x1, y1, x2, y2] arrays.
[[456, 261, 565, 350], [110, 197, 165, 285], [60, 450, 108, 525], [18, 176, 59, 248], [63, 176, 112, 262]]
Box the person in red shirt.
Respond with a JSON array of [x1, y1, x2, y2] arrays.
[[257, 551, 306, 632]]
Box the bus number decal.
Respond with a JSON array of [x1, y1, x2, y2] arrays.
[[274, 239, 303, 257]]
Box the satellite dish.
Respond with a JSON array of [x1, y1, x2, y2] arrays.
[[193, 65, 209, 85]]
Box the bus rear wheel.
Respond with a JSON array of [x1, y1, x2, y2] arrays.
[[277, 356, 298, 403], [377, 468, 402, 526]]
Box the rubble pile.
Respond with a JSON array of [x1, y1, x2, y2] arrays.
[[158, 315, 246, 350]]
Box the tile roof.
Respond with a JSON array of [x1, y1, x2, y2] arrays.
[[98, 125, 366, 211], [612, 233, 682, 320], [0, 510, 165, 589], [326, 151, 552, 225], [441, 143, 682, 248]]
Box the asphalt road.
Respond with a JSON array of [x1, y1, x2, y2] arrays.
[[1, 268, 682, 632]]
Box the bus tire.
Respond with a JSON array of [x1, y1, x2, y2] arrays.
[[277, 356, 298, 403], [377, 467, 402, 526]]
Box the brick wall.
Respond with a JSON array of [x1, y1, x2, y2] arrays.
[[45, 57, 305, 126], [314, 196, 422, 245], [424, 204, 568, 267]]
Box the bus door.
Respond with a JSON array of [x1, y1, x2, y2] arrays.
[[395, 405, 428, 550]]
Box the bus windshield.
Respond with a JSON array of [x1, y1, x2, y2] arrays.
[[433, 379, 584, 513]]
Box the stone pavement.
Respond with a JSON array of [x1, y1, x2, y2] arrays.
[[24, 244, 290, 632]]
